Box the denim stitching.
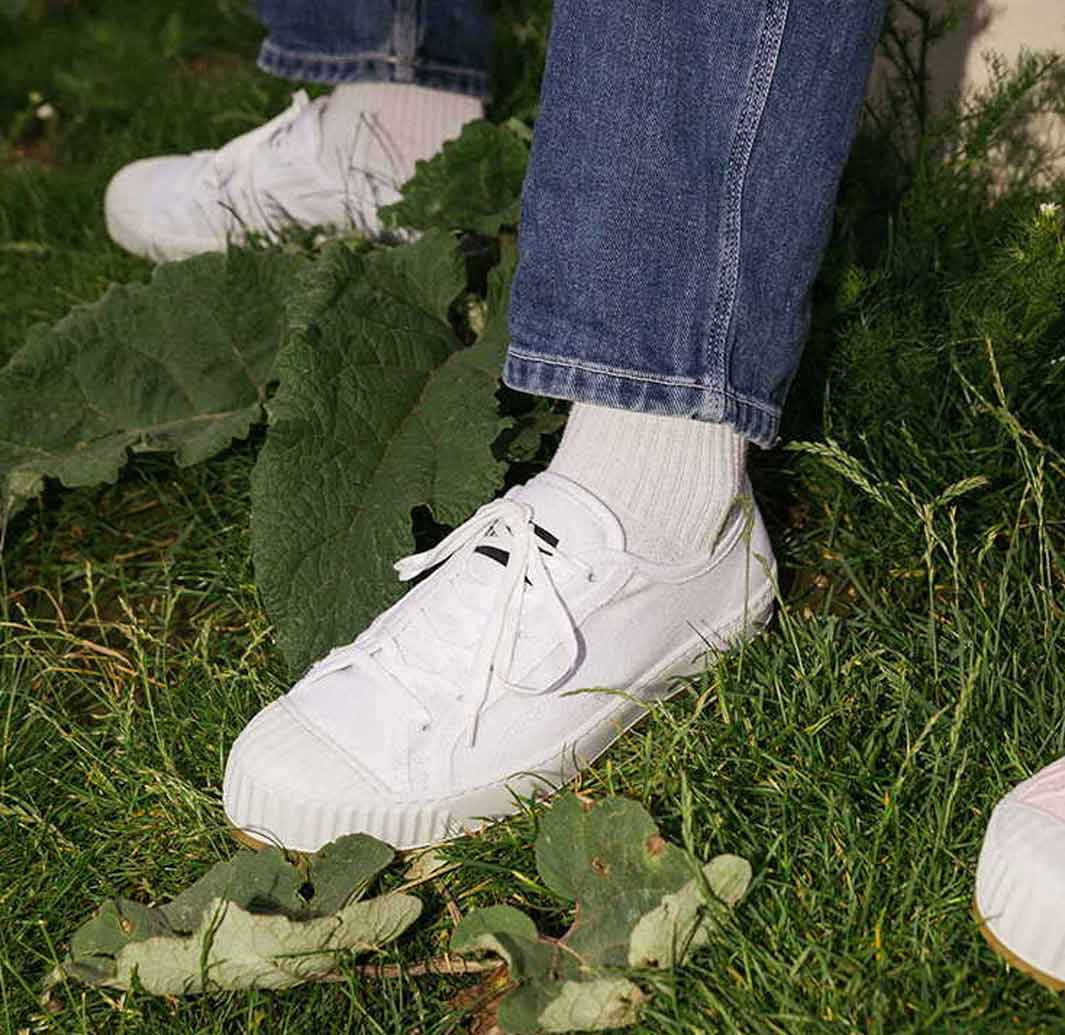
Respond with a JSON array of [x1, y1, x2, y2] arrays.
[[261, 41, 487, 78], [393, 0, 420, 83], [503, 353, 782, 447], [257, 43, 488, 95], [261, 43, 398, 65], [703, 0, 790, 389], [508, 346, 707, 390], [506, 347, 781, 418]]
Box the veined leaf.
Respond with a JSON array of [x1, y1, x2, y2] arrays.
[[379, 120, 528, 235], [108, 892, 420, 993], [251, 230, 516, 674], [59, 833, 419, 994], [452, 793, 751, 1034], [0, 249, 302, 528]]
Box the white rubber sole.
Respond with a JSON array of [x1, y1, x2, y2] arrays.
[[225, 587, 775, 853], [974, 898, 1065, 992]]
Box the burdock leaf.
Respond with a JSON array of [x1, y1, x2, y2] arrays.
[[704, 852, 753, 908], [251, 231, 516, 673], [452, 905, 548, 979], [452, 794, 751, 1034], [531, 979, 646, 1033], [306, 833, 394, 913], [158, 846, 306, 930], [0, 249, 302, 527], [627, 854, 752, 969], [379, 121, 528, 234], [61, 833, 418, 995], [112, 892, 421, 994], [67, 900, 171, 983]]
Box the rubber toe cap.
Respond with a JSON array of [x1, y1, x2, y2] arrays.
[[222, 699, 382, 853], [104, 155, 224, 261]]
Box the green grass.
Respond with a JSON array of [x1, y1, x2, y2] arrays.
[[0, 0, 293, 366], [2, 2, 1065, 1033]]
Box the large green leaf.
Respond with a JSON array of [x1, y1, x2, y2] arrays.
[[109, 892, 420, 993], [452, 794, 752, 1034], [0, 249, 302, 527], [251, 230, 516, 674], [379, 120, 529, 235], [59, 833, 420, 994]]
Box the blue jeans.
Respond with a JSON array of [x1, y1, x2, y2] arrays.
[[254, 0, 492, 97], [505, 0, 886, 447], [255, 0, 886, 447]]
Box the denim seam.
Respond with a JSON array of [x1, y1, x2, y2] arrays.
[[702, 0, 790, 391], [393, 0, 419, 83], [506, 346, 780, 418], [259, 42, 487, 81], [258, 44, 488, 96], [503, 352, 783, 446]]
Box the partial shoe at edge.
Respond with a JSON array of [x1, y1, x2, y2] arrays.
[[223, 472, 776, 852], [975, 756, 1065, 989], [105, 85, 482, 262]]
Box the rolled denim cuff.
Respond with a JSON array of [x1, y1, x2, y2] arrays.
[[257, 42, 489, 98], [503, 344, 781, 449]]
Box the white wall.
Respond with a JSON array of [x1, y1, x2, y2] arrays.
[[870, 0, 1065, 175], [946, 1, 1065, 97]]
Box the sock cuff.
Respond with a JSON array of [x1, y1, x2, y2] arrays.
[[550, 404, 749, 563]]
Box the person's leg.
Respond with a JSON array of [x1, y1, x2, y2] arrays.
[[504, 0, 886, 574], [222, 0, 889, 852], [105, 2, 491, 261], [506, 0, 886, 448]]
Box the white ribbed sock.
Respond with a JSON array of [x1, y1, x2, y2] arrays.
[[548, 404, 749, 564], [323, 82, 483, 187]]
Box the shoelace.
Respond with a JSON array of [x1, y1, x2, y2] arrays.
[[210, 90, 403, 238], [211, 90, 327, 235], [312, 498, 585, 747]]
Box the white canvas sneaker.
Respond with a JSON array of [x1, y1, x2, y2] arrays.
[[975, 757, 1065, 989], [223, 472, 776, 852], [105, 86, 479, 261]]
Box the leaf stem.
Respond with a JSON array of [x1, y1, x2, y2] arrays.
[[316, 956, 501, 981]]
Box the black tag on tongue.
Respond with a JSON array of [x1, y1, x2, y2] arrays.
[[474, 524, 558, 570]]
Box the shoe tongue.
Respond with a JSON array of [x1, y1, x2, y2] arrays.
[[274, 96, 325, 156], [509, 472, 625, 553], [466, 472, 624, 581]]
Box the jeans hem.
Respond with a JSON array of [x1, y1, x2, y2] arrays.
[[258, 41, 489, 97], [503, 346, 780, 448]]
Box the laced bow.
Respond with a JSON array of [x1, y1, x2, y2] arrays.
[[396, 498, 583, 745], [314, 498, 584, 748]]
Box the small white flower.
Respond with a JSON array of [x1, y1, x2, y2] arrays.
[[1039, 202, 1060, 217], [35, 103, 56, 121]]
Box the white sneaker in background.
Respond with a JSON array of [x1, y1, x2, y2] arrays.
[[223, 472, 776, 852], [105, 83, 482, 262], [976, 757, 1065, 990]]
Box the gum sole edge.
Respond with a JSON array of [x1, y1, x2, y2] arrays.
[[974, 896, 1065, 992]]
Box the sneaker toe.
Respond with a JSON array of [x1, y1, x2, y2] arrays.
[[976, 764, 1065, 983], [105, 155, 223, 261], [222, 698, 384, 853]]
